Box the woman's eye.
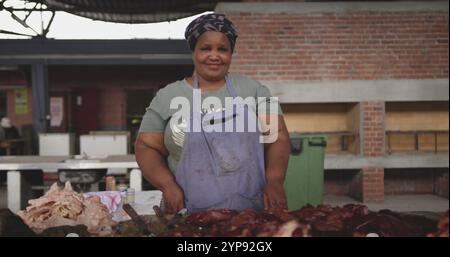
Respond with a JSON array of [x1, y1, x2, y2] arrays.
[[219, 48, 229, 52], [200, 47, 210, 51]]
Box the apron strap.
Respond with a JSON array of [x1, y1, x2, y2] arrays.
[[193, 74, 235, 98], [192, 74, 237, 131]]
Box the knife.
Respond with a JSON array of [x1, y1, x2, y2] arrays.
[[166, 208, 187, 229], [153, 205, 187, 229], [122, 203, 152, 236]]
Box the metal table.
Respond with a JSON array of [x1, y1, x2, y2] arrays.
[[0, 155, 142, 213]]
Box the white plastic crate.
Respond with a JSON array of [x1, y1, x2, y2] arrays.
[[79, 134, 129, 157], [39, 133, 75, 156]]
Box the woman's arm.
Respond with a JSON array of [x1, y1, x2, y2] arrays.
[[260, 114, 291, 211], [134, 132, 184, 214]]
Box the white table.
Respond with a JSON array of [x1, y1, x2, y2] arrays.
[[0, 155, 143, 213]]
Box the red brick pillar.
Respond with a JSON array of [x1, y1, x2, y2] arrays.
[[98, 88, 126, 130], [361, 101, 385, 202]]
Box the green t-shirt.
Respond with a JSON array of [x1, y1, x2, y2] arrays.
[[138, 74, 282, 173]]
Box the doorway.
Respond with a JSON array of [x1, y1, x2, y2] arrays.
[[126, 89, 155, 153], [72, 88, 98, 136]]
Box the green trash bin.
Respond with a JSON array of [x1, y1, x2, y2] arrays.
[[284, 133, 327, 211]]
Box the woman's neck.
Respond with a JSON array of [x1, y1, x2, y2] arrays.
[[186, 74, 226, 91]]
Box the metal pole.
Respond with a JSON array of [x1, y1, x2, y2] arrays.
[[31, 63, 49, 135]]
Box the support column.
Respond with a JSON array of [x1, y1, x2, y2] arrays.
[[346, 101, 386, 203], [31, 63, 49, 135], [360, 101, 385, 202], [361, 167, 384, 202]]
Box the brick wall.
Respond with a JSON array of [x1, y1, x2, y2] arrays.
[[6, 88, 33, 129], [384, 168, 449, 199], [1, 70, 33, 128], [324, 170, 360, 196], [227, 6, 448, 81], [98, 87, 127, 130], [434, 169, 449, 198], [220, 1, 449, 202], [384, 169, 435, 195]]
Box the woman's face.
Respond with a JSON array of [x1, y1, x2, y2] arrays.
[[193, 31, 232, 82]]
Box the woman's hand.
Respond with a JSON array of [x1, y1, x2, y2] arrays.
[[260, 115, 290, 212], [161, 180, 185, 214], [263, 180, 288, 212]]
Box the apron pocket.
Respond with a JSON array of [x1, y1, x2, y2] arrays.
[[209, 136, 251, 176], [186, 172, 224, 209]]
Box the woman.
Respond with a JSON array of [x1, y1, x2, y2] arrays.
[[135, 13, 290, 214]]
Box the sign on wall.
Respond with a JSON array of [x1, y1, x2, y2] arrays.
[[50, 97, 64, 127], [14, 88, 28, 114]]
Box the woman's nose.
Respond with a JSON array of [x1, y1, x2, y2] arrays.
[[208, 51, 220, 60]]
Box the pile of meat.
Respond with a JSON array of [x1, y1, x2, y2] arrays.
[[17, 182, 116, 236], [160, 204, 445, 237], [427, 211, 449, 237]]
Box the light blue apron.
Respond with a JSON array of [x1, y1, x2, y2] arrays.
[[174, 75, 266, 213]]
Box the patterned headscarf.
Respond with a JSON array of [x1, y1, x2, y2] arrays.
[[185, 13, 238, 52]]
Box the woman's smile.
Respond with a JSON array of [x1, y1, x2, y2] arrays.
[[206, 63, 222, 70]]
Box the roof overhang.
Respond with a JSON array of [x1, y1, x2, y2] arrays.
[[0, 39, 193, 65]]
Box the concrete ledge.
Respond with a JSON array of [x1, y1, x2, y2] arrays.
[[216, 1, 449, 14], [383, 153, 450, 169], [324, 194, 449, 212], [325, 153, 449, 170], [264, 79, 449, 103]]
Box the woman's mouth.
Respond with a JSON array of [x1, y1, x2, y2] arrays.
[[206, 64, 222, 70]]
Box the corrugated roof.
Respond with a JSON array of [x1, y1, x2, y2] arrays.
[[29, 0, 238, 23]]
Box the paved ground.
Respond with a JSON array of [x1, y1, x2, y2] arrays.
[[1, 186, 448, 213]]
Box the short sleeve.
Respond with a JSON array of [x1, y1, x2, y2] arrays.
[[138, 89, 169, 133], [256, 83, 283, 116], [138, 108, 166, 133]]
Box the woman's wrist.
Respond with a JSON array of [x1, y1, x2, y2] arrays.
[[265, 176, 285, 185], [160, 178, 178, 192]]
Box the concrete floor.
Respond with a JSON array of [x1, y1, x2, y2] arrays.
[[1, 186, 448, 213]]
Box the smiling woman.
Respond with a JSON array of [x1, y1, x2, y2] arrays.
[[135, 13, 291, 215], [184, 13, 237, 88]]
